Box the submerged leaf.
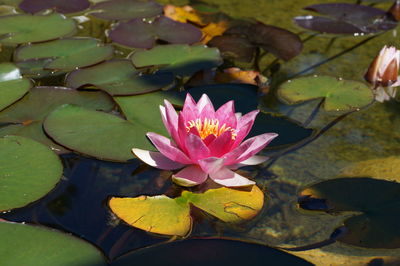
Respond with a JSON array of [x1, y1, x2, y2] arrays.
[[0, 136, 62, 211], [299, 177, 400, 248], [0, 13, 76, 44], [66, 59, 174, 96], [278, 75, 373, 111], [109, 16, 202, 49], [131, 44, 222, 76], [0, 63, 31, 111], [19, 0, 90, 14], [109, 185, 264, 236], [89, 0, 162, 20]]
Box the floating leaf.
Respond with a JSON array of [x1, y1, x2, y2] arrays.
[[66, 60, 174, 96], [0, 86, 114, 152], [0, 136, 62, 211], [184, 185, 264, 222], [109, 185, 264, 236], [112, 238, 312, 266], [110, 16, 202, 49], [226, 22, 303, 61], [114, 90, 184, 136], [208, 35, 255, 62], [43, 104, 152, 162], [0, 63, 31, 111], [19, 0, 90, 14], [14, 38, 114, 76], [201, 21, 228, 44], [187, 83, 258, 113], [89, 0, 162, 20], [131, 44, 222, 76], [0, 221, 106, 265], [109, 195, 192, 237], [0, 13, 76, 44], [294, 3, 398, 34], [278, 75, 373, 111], [163, 4, 205, 25], [299, 177, 400, 248]]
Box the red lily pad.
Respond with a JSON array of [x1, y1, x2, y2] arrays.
[[208, 35, 255, 62], [225, 22, 303, 61], [0, 13, 76, 44], [66, 60, 175, 96], [294, 3, 398, 34], [109, 16, 202, 49], [14, 38, 114, 76], [89, 0, 162, 20], [0, 86, 114, 152], [19, 0, 90, 14]]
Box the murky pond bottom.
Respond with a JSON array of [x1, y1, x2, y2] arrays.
[[1, 0, 400, 265]]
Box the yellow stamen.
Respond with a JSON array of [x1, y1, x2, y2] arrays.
[[186, 118, 237, 140]]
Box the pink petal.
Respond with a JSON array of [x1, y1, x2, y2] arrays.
[[147, 132, 192, 164], [209, 167, 255, 187], [207, 131, 234, 157], [233, 110, 259, 147], [229, 155, 269, 169], [185, 133, 210, 161], [202, 134, 216, 145], [196, 94, 214, 113], [172, 165, 208, 187], [163, 100, 180, 143], [224, 133, 278, 165], [198, 157, 224, 174], [181, 94, 198, 121], [132, 148, 185, 170], [215, 100, 236, 127]]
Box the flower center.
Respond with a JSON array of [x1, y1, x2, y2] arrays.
[[186, 118, 237, 140]]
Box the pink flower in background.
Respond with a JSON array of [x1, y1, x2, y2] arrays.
[[364, 45, 400, 102], [132, 94, 278, 187]]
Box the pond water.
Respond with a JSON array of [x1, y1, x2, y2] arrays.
[[1, 0, 400, 265]]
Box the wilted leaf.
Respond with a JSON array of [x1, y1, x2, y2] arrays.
[[299, 177, 400, 248], [163, 4, 205, 25], [89, 0, 162, 20], [0, 13, 76, 44], [131, 44, 222, 76], [109, 195, 192, 237], [0, 221, 106, 266], [0, 63, 31, 111], [109, 16, 202, 49], [19, 0, 90, 14], [201, 21, 228, 44], [66, 59, 174, 96], [0, 136, 62, 211], [278, 75, 373, 111], [109, 185, 264, 236]]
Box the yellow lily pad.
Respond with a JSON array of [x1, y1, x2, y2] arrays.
[[109, 195, 192, 237], [109, 185, 264, 236]]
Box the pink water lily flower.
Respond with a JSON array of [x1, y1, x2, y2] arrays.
[[132, 94, 278, 187]]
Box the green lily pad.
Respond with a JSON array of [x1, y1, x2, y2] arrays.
[[109, 185, 264, 237], [0, 86, 114, 152], [14, 38, 114, 76], [0, 221, 106, 266], [43, 104, 152, 162], [0, 63, 31, 111], [299, 177, 400, 248], [66, 60, 175, 96], [0, 135, 62, 211], [0, 13, 76, 44], [131, 44, 223, 76], [89, 0, 163, 20], [114, 90, 184, 136], [112, 238, 312, 266], [278, 75, 373, 111]]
